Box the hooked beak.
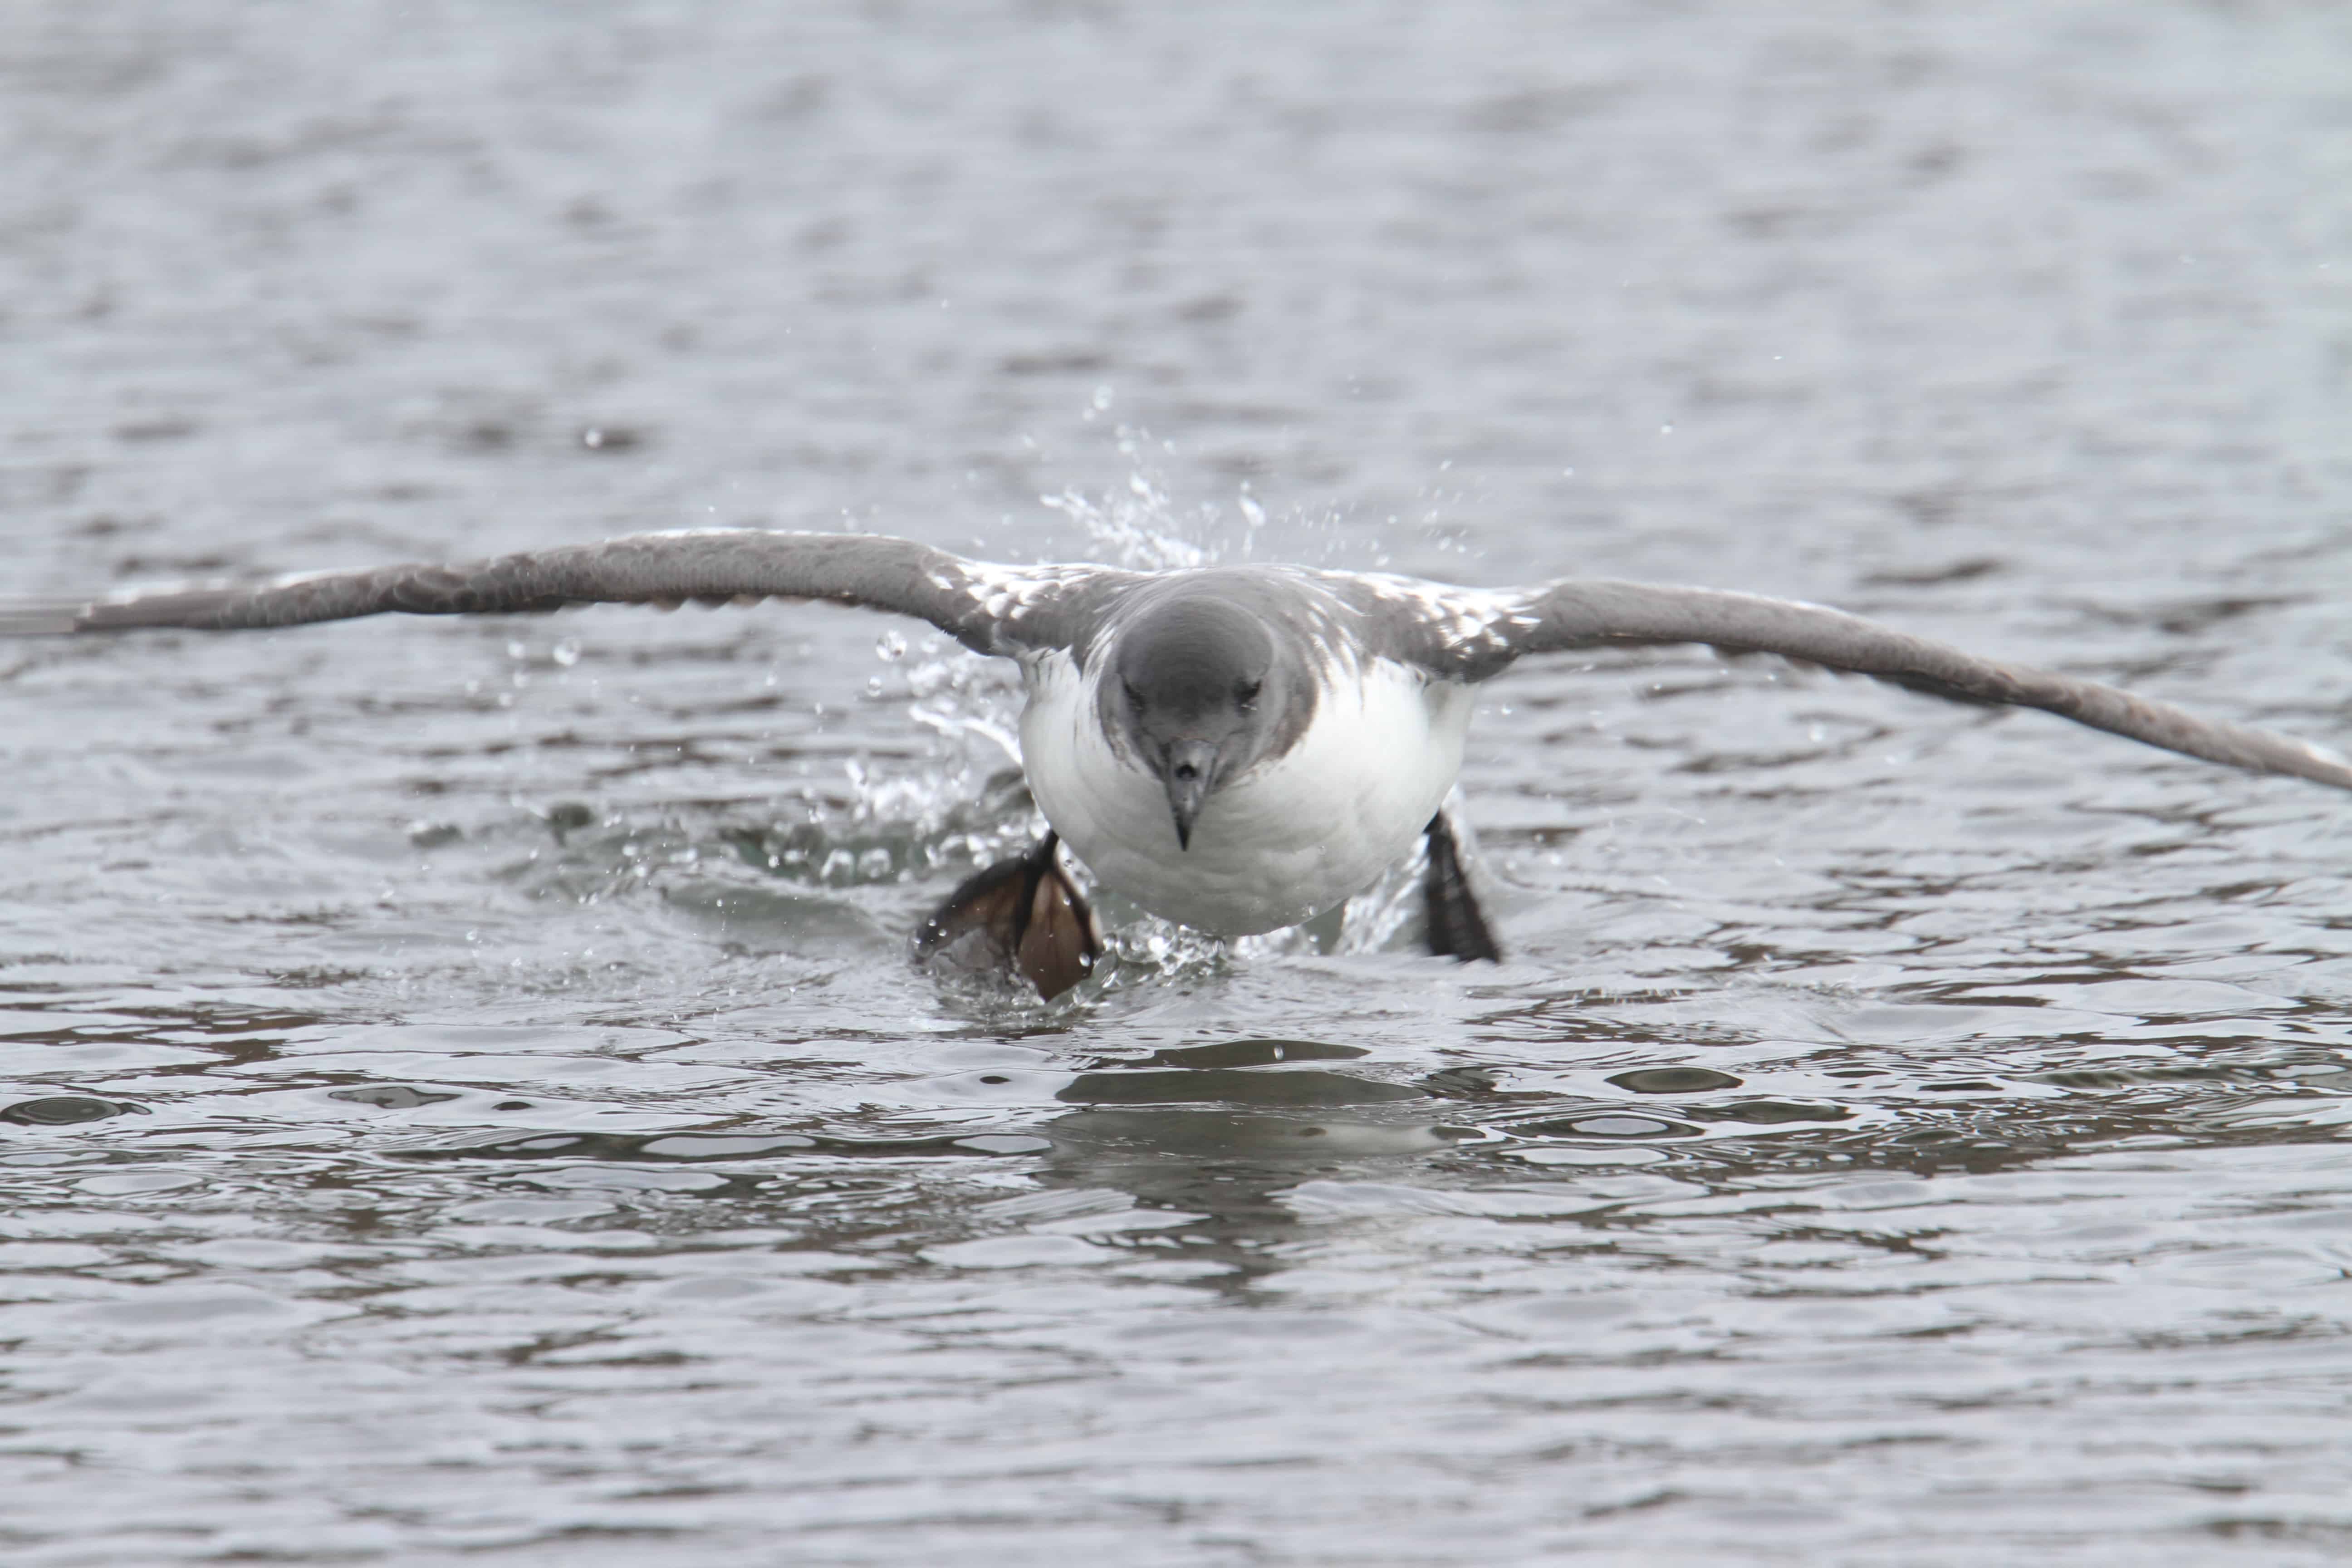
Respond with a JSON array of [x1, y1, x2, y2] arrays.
[[1165, 740, 1217, 850]]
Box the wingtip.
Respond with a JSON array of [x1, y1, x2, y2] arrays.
[[2287, 738, 2352, 793]]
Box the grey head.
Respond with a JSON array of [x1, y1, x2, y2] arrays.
[[1096, 574, 1321, 850]]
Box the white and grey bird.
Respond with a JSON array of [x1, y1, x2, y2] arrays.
[[9, 529, 2349, 997]]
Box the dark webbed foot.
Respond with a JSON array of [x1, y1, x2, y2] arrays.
[[913, 832, 1104, 1000], [1422, 811, 1500, 962]]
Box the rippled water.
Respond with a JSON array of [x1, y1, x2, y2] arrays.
[[6, 2, 2352, 1563]]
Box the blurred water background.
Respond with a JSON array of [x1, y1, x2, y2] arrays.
[[5, 2, 2352, 1563]]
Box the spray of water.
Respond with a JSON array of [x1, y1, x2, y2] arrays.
[[789, 405, 1440, 994]]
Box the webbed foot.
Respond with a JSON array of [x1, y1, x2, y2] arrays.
[[1422, 811, 1500, 962], [913, 832, 1104, 1000]]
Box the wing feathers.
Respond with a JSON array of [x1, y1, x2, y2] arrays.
[[1509, 579, 2352, 791], [1, 531, 1110, 656], [15, 539, 2344, 795]]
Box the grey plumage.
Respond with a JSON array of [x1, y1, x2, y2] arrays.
[[0, 530, 1121, 658], [1417, 577, 2352, 792], [6, 526, 2349, 794]]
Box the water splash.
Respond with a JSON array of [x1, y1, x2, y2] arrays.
[[1099, 916, 1235, 986], [1334, 837, 1431, 954], [788, 426, 1231, 897], [1040, 462, 1212, 572], [1038, 413, 1317, 569], [701, 431, 1433, 989]]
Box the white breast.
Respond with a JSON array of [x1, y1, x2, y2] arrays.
[[1018, 652, 1475, 935]]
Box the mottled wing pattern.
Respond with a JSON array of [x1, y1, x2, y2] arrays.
[[0, 530, 1123, 658], [1367, 572, 2352, 793], [1323, 571, 1535, 681], [946, 557, 1133, 657]]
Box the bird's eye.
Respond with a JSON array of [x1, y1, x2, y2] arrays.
[[1123, 681, 1146, 708], [1235, 678, 1262, 707]]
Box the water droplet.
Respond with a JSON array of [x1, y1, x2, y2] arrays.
[[551, 639, 581, 667]]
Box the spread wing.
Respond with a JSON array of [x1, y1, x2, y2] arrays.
[[0, 530, 1127, 658], [1344, 573, 2352, 793]]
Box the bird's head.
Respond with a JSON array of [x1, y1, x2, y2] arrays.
[[1103, 586, 1313, 850]]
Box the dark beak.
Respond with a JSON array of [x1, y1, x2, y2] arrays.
[[1165, 740, 1216, 850]]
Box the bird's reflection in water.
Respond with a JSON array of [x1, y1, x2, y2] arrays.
[[1015, 1024, 2352, 1299], [372, 1022, 2352, 1309], [1027, 1037, 1483, 1293]]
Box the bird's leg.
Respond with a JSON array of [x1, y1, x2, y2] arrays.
[[913, 831, 1104, 1000], [1421, 811, 1501, 962]]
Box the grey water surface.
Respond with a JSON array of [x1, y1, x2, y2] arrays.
[[6, 2, 2352, 1563]]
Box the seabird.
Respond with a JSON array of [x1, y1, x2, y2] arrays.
[[8, 529, 2349, 997]]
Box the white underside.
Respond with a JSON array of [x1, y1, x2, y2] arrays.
[[1019, 652, 1475, 935]]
